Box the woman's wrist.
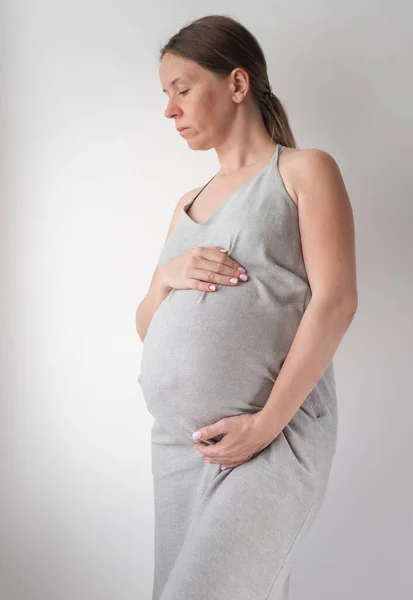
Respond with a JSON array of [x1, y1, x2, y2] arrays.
[[157, 266, 173, 295], [253, 409, 283, 444], [154, 280, 172, 304]]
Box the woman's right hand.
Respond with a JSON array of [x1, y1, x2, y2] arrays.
[[159, 246, 249, 292]]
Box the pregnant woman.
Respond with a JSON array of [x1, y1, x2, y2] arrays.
[[136, 14, 357, 600]]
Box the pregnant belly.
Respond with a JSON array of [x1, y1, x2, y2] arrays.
[[138, 281, 305, 435]]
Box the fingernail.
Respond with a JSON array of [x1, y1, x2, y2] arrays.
[[192, 431, 202, 439], [229, 278, 238, 284], [209, 285, 216, 290], [239, 274, 248, 281], [237, 266, 246, 273]]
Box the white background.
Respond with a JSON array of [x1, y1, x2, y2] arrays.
[[1, 1, 412, 598]]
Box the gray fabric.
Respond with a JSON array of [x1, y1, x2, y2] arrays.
[[138, 143, 338, 600]]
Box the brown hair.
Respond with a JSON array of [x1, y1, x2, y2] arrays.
[[159, 14, 297, 149]]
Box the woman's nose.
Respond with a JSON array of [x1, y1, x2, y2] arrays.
[[164, 100, 181, 120]]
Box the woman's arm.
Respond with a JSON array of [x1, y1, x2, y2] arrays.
[[256, 149, 358, 437], [135, 186, 202, 342], [135, 269, 172, 342]]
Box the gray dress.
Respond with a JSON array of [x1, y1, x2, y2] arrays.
[[138, 143, 338, 600]]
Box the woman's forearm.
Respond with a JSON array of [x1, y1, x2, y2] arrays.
[[135, 280, 172, 342], [255, 297, 357, 439]]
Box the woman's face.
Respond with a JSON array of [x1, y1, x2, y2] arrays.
[[159, 53, 239, 151]]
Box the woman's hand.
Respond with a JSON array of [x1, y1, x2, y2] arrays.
[[192, 413, 278, 470], [159, 246, 248, 292]]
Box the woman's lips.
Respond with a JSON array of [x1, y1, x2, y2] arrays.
[[179, 127, 189, 136]]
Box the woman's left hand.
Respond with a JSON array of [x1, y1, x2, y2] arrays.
[[192, 413, 278, 470]]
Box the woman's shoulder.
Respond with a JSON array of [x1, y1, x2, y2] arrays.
[[281, 145, 338, 175], [279, 146, 341, 207]]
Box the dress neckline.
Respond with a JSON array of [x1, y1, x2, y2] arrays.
[[182, 144, 281, 227]]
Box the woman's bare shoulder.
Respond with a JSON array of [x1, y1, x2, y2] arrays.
[[278, 146, 338, 208]]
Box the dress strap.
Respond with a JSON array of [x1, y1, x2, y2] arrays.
[[187, 174, 217, 211]]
